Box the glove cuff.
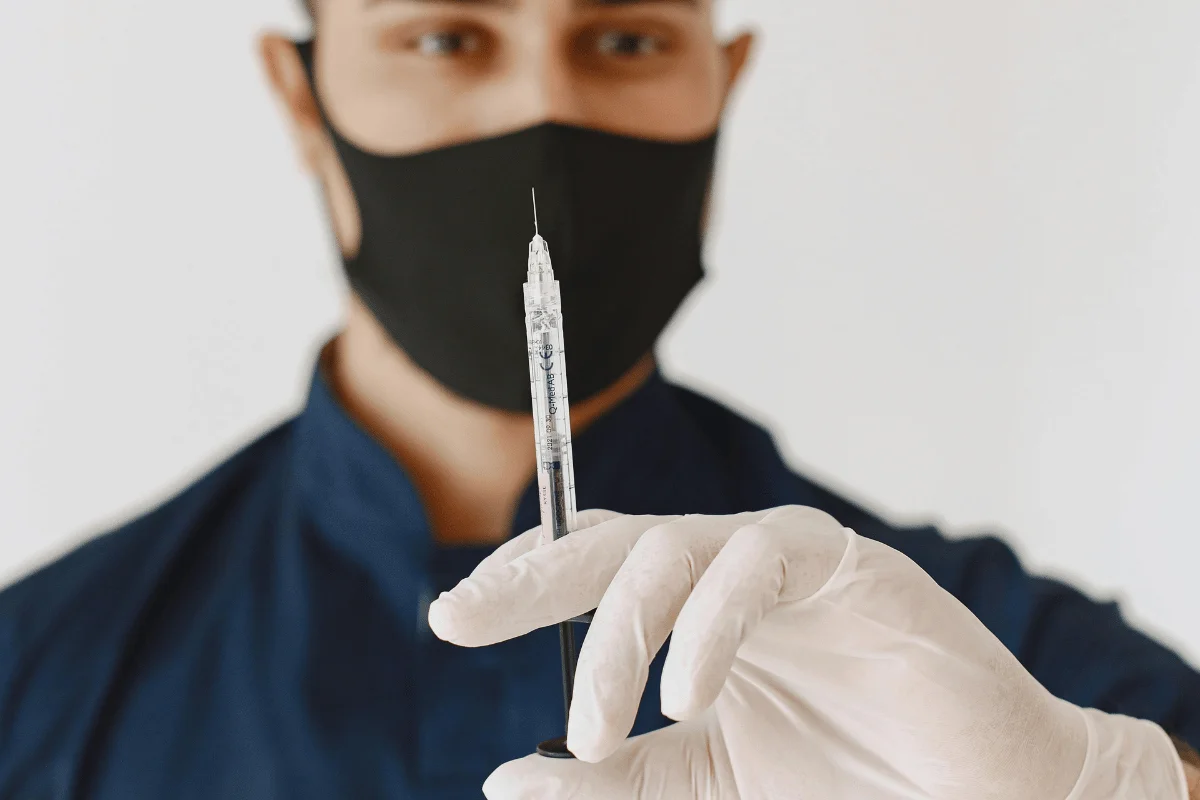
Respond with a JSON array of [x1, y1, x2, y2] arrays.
[[1064, 706, 1188, 800]]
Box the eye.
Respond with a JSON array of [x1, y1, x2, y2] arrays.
[[595, 30, 666, 58], [414, 30, 482, 57]]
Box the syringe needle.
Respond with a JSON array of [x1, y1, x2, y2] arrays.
[[532, 187, 539, 236]]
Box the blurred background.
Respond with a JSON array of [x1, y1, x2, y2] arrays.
[[0, 0, 1196, 662]]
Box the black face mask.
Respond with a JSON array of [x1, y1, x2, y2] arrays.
[[296, 41, 717, 411]]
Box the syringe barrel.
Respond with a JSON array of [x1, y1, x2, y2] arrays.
[[524, 278, 577, 541]]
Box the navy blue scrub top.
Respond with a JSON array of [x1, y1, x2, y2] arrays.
[[2, 363, 1198, 799]]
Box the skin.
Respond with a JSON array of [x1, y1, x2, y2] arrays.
[[1179, 739, 1200, 796], [259, 0, 753, 546]]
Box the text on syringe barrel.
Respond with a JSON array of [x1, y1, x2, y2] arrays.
[[525, 293, 578, 540]]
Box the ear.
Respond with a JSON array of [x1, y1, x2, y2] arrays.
[[259, 33, 327, 173], [719, 31, 756, 111]]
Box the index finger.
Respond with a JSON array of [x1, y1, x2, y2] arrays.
[[427, 514, 678, 647], [472, 508, 627, 576]]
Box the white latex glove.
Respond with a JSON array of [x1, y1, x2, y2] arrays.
[[428, 507, 1188, 800]]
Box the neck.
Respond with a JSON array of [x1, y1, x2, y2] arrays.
[[327, 297, 654, 547]]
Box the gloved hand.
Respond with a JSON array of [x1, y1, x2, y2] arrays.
[[428, 507, 1189, 800]]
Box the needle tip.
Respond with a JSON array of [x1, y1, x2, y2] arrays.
[[532, 187, 539, 236]]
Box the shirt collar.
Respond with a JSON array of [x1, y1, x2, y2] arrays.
[[288, 354, 733, 595]]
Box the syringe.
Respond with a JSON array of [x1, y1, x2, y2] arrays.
[[525, 189, 582, 759]]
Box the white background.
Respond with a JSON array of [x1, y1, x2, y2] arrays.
[[1, 1, 1196, 662]]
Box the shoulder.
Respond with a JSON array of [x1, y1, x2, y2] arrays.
[[664, 383, 787, 478], [659, 381, 990, 561], [0, 420, 295, 642], [0, 420, 297, 767], [663, 382, 874, 520]]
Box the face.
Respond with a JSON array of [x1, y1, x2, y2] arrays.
[[262, 0, 753, 255]]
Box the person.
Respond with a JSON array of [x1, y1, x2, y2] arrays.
[[0, 0, 1196, 797]]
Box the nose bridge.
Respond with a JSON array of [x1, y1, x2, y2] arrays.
[[538, 47, 583, 123], [517, 9, 585, 125]]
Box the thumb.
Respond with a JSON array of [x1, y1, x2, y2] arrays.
[[483, 720, 728, 800]]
